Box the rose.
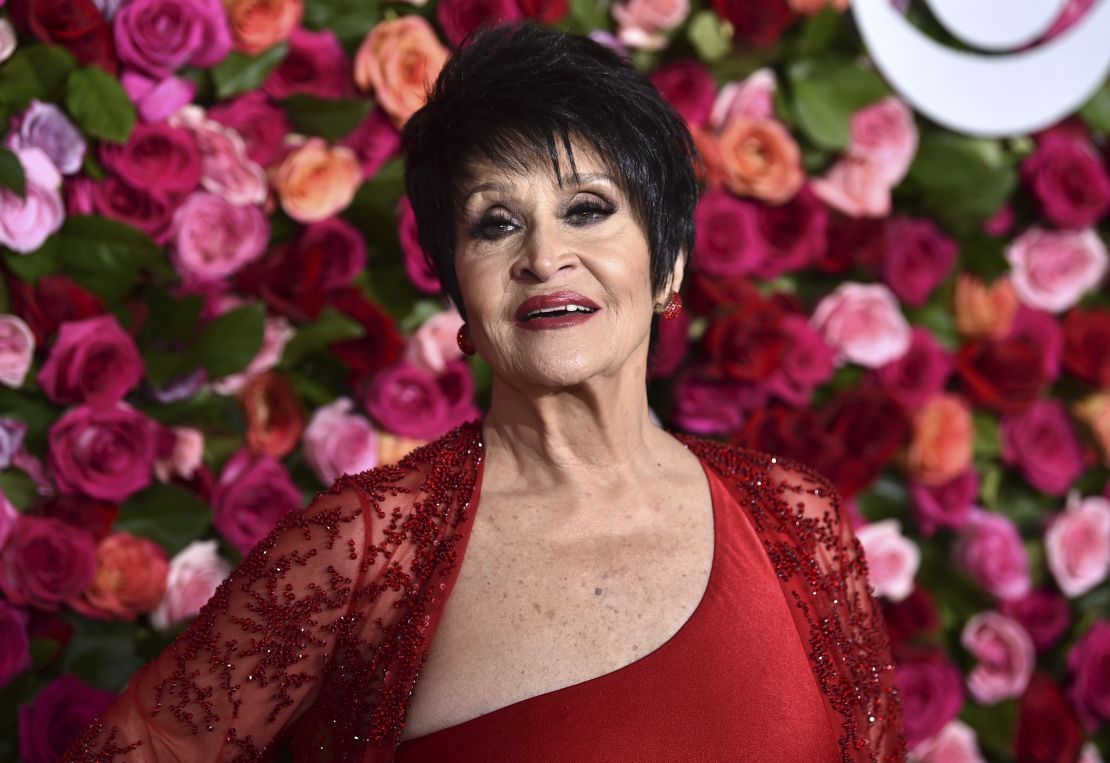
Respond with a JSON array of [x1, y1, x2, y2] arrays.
[[1000, 400, 1085, 496], [0, 515, 97, 609], [690, 188, 762, 278], [881, 586, 939, 650], [152, 425, 204, 483], [648, 308, 690, 378], [0, 19, 16, 64], [224, 0, 302, 54], [113, 0, 231, 77], [240, 371, 304, 459], [36, 314, 144, 407], [893, 649, 964, 746], [1010, 305, 1063, 382], [0, 419, 26, 472], [708, 0, 794, 47], [789, 0, 849, 13], [689, 125, 725, 187], [18, 675, 116, 763], [170, 106, 268, 206], [302, 397, 379, 485], [0, 315, 35, 388], [404, 309, 465, 375], [363, 359, 479, 440], [849, 97, 918, 186], [1075, 391, 1110, 466], [701, 301, 789, 382], [649, 58, 715, 125], [905, 394, 973, 487], [909, 469, 978, 538], [121, 71, 196, 123], [150, 540, 231, 631], [750, 184, 828, 279], [953, 509, 1031, 601], [961, 610, 1035, 703], [0, 147, 64, 253], [208, 91, 292, 168], [0, 487, 17, 552], [764, 313, 835, 406], [1005, 227, 1108, 314], [612, 0, 689, 50], [354, 15, 450, 128], [32, 493, 118, 542], [300, 217, 367, 290], [171, 191, 269, 284], [880, 217, 956, 308], [856, 519, 919, 601], [48, 402, 158, 502], [99, 122, 202, 195], [212, 447, 302, 554], [69, 532, 168, 621], [709, 68, 775, 129], [954, 274, 1018, 340], [89, 177, 176, 244], [811, 155, 892, 217], [13, 100, 85, 175], [874, 327, 952, 410], [328, 287, 405, 384], [273, 138, 362, 223], [999, 589, 1071, 653], [0, 599, 30, 689], [263, 27, 350, 100], [8, 0, 118, 73], [1063, 308, 1110, 387], [436, 0, 524, 48], [909, 720, 986, 763], [819, 387, 912, 498], [342, 107, 402, 180], [1022, 131, 1110, 229], [1013, 672, 1085, 763], [733, 403, 829, 473], [4, 273, 103, 346], [672, 369, 762, 435], [1044, 494, 1110, 598], [717, 116, 803, 204], [398, 194, 442, 292], [956, 335, 1046, 414], [209, 314, 293, 395], [811, 282, 912, 368], [1067, 619, 1110, 731]]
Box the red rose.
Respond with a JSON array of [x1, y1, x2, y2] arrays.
[[686, 273, 761, 314], [27, 494, 118, 541], [957, 335, 1046, 413], [701, 300, 789, 382], [90, 177, 178, 245], [732, 403, 835, 478], [881, 585, 940, 652], [1063, 308, 1110, 387], [1013, 672, 1084, 763], [8, 0, 119, 74], [0, 515, 97, 610], [999, 589, 1071, 654], [328, 287, 404, 386], [240, 371, 305, 459], [99, 122, 202, 196], [516, 0, 567, 23], [4, 273, 104, 347], [751, 184, 829, 279], [820, 386, 912, 497], [437, 0, 523, 48], [818, 213, 886, 274], [709, 0, 794, 46]]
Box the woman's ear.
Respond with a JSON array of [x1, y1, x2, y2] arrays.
[[663, 248, 688, 297]]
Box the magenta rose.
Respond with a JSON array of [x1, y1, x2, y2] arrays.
[[649, 58, 716, 125], [209, 92, 292, 168], [121, 70, 196, 123], [961, 610, 1035, 704], [302, 396, 379, 485], [999, 588, 1071, 653], [149, 539, 231, 631], [0, 147, 65, 254], [1022, 131, 1110, 229], [14, 100, 86, 175], [0, 599, 30, 688], [751, 184, 828, 279], [953, 508, 1031, 601], [1067, 619, 1110, 732], [341, 107, 401, 180], [811, 282, 912, 368], [363, 359, 479, 441], [212, 447, 301, 555], [1000, 399, 1085, 496], [171, 191, 269, 283], [764, 313, 835, 405], [436, 0, 523, 48], [691, 188, 762, 278], [880, 216, 957, 308], [671, 367, 764, 435], [37, 314, 144, 407], [1045, 494, 1110, 598], [48, 402, 158, 502], [909, 468, 978, 538], [113, 0, 232, 77], [90, 176, 177, 245], [894, 649, 964, 747], [18, 674, 116, 763], [1008, 304, 1063, 382], [299, 217, 368, 290], [0, 515, 97, 610], [398, 195, 441, 293], [874, 327, 953, 410], [263, 27, 350, 100], [648, 308, 691, 379], [99, 122, 202, 195]]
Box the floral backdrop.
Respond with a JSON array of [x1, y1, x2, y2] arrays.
[[0, 0, 1107, 760]]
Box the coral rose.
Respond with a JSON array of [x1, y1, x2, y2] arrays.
[[1044, 493, 1110, 599], [1074, 391, 1110, 466], [70, 532, 169, 621], [354, 15, 449, 128], [716, 116, 803, 204], [273, 138, 362, 223], [150, 539, 231, 631], [906, 394, 973, 487], [953, 274, 1018, 340], [224, 0, 302, 55], [240, 370, 304, 459]]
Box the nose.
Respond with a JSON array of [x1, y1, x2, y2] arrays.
[[510, 220, 577, 283]]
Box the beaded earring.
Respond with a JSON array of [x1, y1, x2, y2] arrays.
[[655, 291, 683, 320], [456, 323, 476, 356]]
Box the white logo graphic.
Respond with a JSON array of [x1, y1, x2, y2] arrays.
[[852, 0, 1110, 137]]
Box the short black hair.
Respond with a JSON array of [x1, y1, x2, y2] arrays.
[[400, 21, 703, 324]]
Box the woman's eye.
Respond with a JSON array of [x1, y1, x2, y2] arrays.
[[470, 200, 614, 241], [472, 215, 517, 240], [567, 201, 613, 225]]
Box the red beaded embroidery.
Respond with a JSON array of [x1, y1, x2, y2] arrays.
[[61, 421, 906, 762]]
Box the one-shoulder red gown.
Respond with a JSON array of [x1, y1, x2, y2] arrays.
[[394, 461, 841, 762]]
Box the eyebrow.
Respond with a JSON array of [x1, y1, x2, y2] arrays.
[[463, 172, 615, 202]]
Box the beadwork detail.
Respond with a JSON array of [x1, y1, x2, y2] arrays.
[[61, 421, 906, 762]]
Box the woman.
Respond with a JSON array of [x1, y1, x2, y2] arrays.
[[63, 23, 907, 763]]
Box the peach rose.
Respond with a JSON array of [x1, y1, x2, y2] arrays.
[[1074, 391, 1110, 466], [953, 274, 1018, 340], [377, 431, 427, 465], [856, 518, 920, 601], [1045, 492, 1110, 598], [789, 0, 850, 13], [71, 532, 169, 622], [150, 540, 231, 632], [224, 0, 303, 55], [811, 282, 912, 368], [241, 370, 304, 459], [354, 15, 449, 129], [689, 125, 725, 188], [811, 154, 892, 217], [717, 115, 804, 204], [907, 394, 974, 486], [272, 137, 361, 223]]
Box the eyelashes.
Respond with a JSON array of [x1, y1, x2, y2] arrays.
[[469, 200, 616, 241]]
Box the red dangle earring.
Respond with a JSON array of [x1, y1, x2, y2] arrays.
[[661, 291, 683, 320], [457, 323, 476, 356]]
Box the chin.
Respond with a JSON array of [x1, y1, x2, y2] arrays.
[[505, 348, 602, 388]]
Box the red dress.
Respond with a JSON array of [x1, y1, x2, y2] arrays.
[[394, 462, 841, 762], [61, 422, 907, 762]]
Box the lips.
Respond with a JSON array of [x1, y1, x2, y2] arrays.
[[513, 291, 602, 323]]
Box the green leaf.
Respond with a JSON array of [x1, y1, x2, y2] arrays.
[[0, 469, 37, 510], [906, 132, 1018, 232], [2, 237, 61, 283], [855, 473, 910, 524], [0, 147, 25, 198], [282, 94, 372, 142], [971, 411, 1001, 461], [117, 484, 213, 557], [0, 45, 78, 110], [796, 7, 842, 57], [303, 0, 381, 46], [194, 302, 266, 379], [1079, 80, 1110, 134], [568, 0, 611, 34], [687, 10, 733, 62], [56, 216, 160, 301], [59, 617, 146, 690], [281, 307, 364, 366], [788, 57, 888, 150], [65, 67, 136, 144], [211, 43, 289, 99]]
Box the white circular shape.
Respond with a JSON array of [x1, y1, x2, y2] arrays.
[[924, 0, 1069, 51]]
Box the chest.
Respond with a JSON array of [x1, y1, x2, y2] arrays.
[[398, 477, 716, 741]]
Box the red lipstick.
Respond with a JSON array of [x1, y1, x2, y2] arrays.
[[513, 290, 602, 330]]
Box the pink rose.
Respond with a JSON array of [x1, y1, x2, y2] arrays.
[[1022, 131, 1110, 229], [152, 425, 204, 483], [750, 184, 828, 279], [436, 0, 523, 48], [1067, 619, 1110, 731], [149, 539, 231, 631], [999, 588, 1071, 653], [880, 217, 957, 308], [910, 720, 986, 763], [909, 468, 978, 538], [208, 91, 292, 168], [37, 314, 144, 407], [764, 313, 835, 406], [302, 396, 379, 485], [691, 188, 762, 278], [1045, 493, 1110, 598], [894, 650, 964, 747], [849, 97, 918, 186], [961, 610, 1035, 704], [1000, 399, 1085, 496], [1005, 227, 1108, 314], [709, 68, 776, 130], [113, 0, 232, 78], [811, 282, 912, 368], [0, 147, 64, 253], [404, 309, 465, 375], [171, 191, 269, 283], [99, 121, 202, 195], [873, 327, 952, 410], [671, 368, 764, 435], [0, 315, 35, 388], [612, 0, 690, 50], [208, 313, 293, 395], [263, 27, 350, 100], [212, 447, 302, 555], [121, 71, 196, 123], [0, 19, 15, 64], [48, 402, 158, 502], [0, 599, 30, 689], [811, 155, 892, 218], [398, 195, 441, 293], [171, 106, 268, 207], [649, 58, 715, 125], [363, 359, 479, 441], [341, 107, 401, 180], [14, 100, 86, 175], [90, 177, 177, 245], [0, 515, 98, 610], [856, 518, 920, 601], [953, 508, 1031, 601]]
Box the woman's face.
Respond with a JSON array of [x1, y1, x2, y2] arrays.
[[454, 139, 682, 389]]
